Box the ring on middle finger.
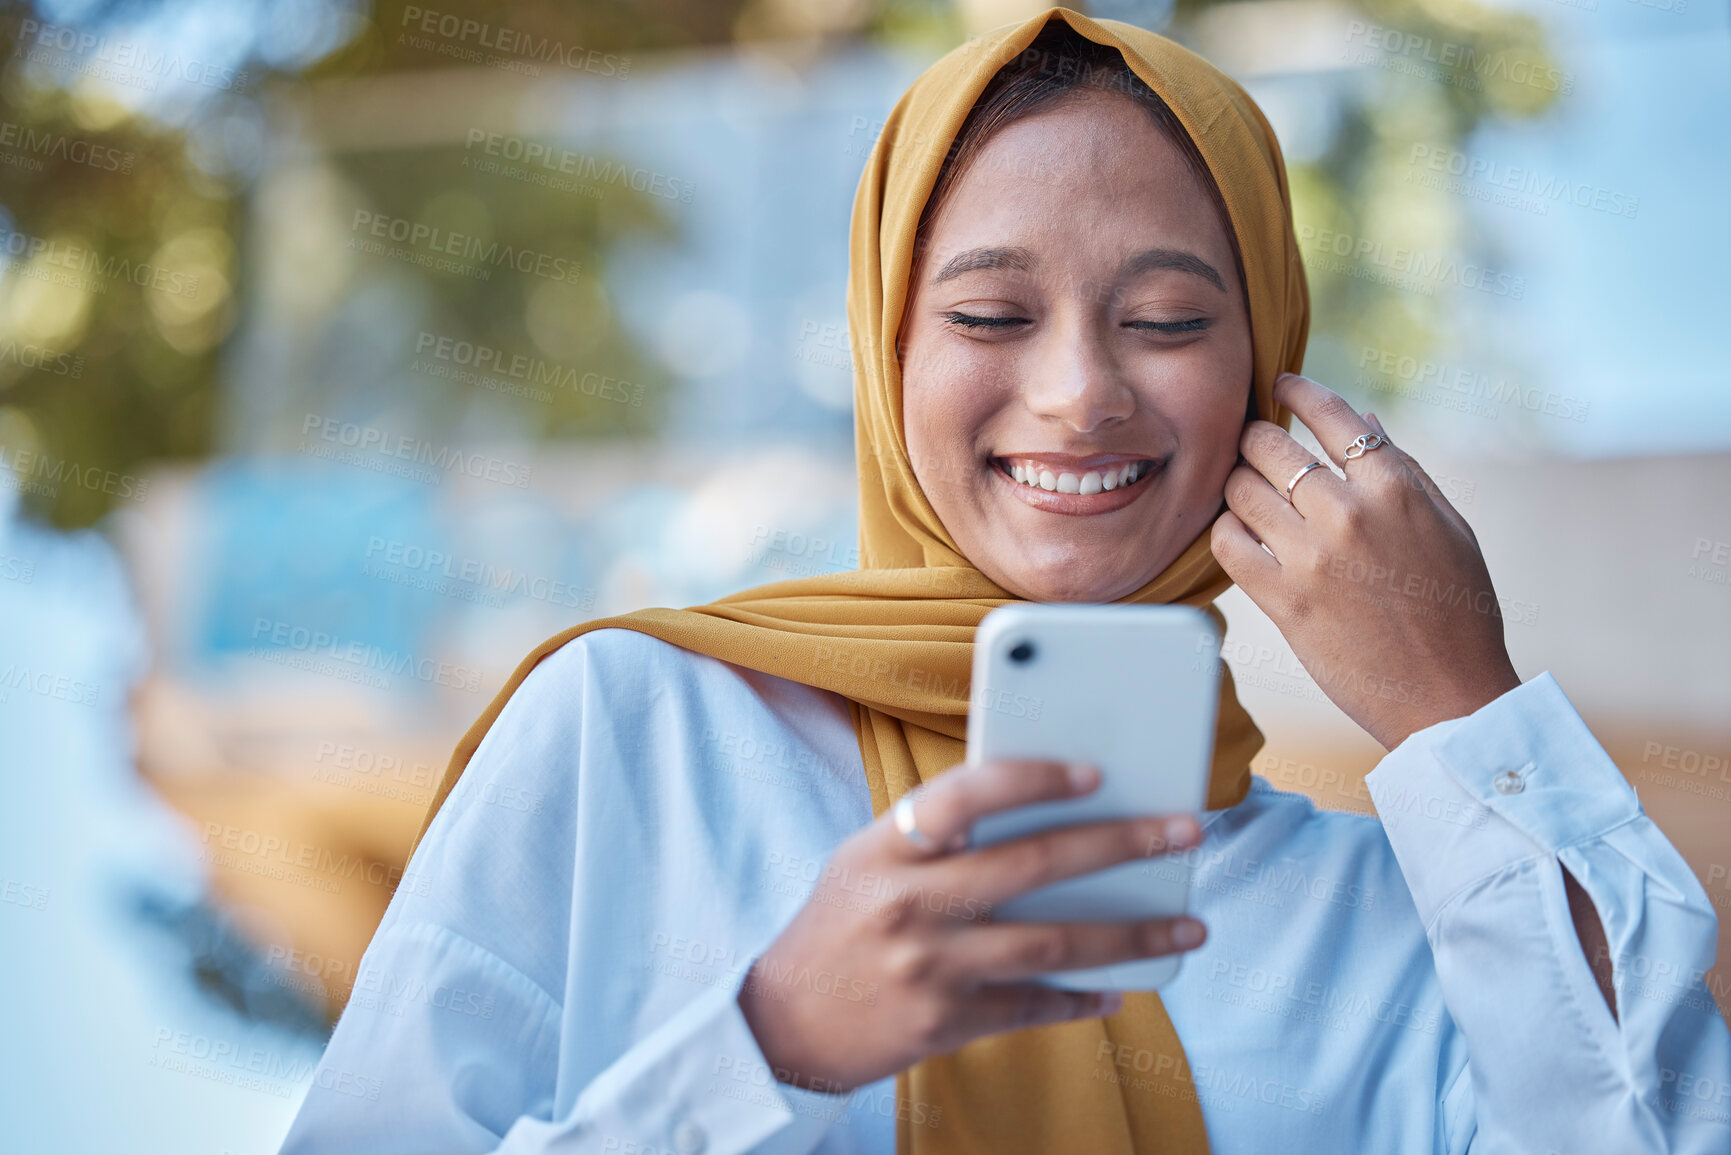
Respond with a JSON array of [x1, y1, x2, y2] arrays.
[[1284, 460, 1327, 503]]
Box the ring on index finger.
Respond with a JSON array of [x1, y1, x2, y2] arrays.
[[1339, 433, 1390, 467], [893, 793, 952, 857]]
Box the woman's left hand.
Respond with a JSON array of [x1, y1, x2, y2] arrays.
[[1211, 372, 1521, 750]]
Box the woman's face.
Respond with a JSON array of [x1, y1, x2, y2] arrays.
[[901, 91, 1254, 603]]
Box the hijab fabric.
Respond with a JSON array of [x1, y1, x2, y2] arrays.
[[414, 8, 1309, 1152]]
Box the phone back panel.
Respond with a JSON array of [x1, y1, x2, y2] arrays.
[[966, 604, 1220, 990]]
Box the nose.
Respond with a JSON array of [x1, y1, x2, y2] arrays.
[[1020, 312, 1135, 434]]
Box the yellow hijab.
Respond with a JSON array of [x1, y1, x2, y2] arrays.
[[415, 8, 1308, 1152]]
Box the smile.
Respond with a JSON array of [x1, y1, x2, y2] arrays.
[[990, 453, 1160, 514]]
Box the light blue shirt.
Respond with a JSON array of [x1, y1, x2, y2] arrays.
[[279, 629, 1731, 1154]]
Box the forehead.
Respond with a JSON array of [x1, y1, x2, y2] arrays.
[[925, 93, 1228, 260]]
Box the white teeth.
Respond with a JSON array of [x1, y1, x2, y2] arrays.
[[1002, 459, 1149, 492]]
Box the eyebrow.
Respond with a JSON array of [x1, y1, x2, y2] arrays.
[[928, 244, 1226, 294], [1121, 248, 1225, 293], [930, 246, 1037, 284]]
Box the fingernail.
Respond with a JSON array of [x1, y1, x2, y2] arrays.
[[1098, 991, 1124, 1015], [1068, 763, 1100, 791], [1173, 919, 1205, 949]]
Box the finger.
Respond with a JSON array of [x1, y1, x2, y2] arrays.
[[928, 812, 1203, 906], [951, 916, 1208, 983], [1364, 412, 1388, 437], [952, 983, 1123, 1040], [1237, 420, 1341, 516], [1211, 509, 1284, 579], [879, 758, 1096, 860], [1223, 463, 1307, 551], [1272, 373, 1376, 468]]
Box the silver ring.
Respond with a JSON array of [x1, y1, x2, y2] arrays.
[[1284, 460, 1326, 502], [893, 794, 942, 856], [1340, 433, 1389, 463]]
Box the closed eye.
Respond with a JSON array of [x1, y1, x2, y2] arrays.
[[1127, 318, 1210, 335], [943, 311, 1029, 330]]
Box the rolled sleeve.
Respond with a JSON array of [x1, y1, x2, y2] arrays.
[[1366, 673, 1646, 926], [1365, 672, 1731, 1154]]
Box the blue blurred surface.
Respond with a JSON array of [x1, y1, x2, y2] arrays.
[[0, 485, 323, 1153]]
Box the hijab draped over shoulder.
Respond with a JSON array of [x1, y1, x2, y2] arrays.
[[415, 7, 1309, 1152]]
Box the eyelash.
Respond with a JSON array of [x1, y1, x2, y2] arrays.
[[941, 312, 1210, 335], [942, 311, 1025, 330], [1129, 318, 1210, 334]]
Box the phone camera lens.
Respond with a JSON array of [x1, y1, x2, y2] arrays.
[[1008, 641, 1035, 664]]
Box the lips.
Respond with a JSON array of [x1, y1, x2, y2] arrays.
[[990, 453, 1160, 514]]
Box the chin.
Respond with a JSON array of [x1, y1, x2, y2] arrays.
[[980, 509, 1206, 603], [988, 557, 1153, 604]]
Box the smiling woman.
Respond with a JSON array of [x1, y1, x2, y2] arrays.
[[277, 8, 1730, 1155]]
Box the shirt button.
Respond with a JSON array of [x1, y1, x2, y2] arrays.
[[1492, 770, 1525, 795], [673, 1120, 707, 1154]]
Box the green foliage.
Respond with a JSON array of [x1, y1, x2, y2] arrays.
[[0, 0, 757, 529], [0, 52, 238, 526], [1281, 0, 1565, 396]]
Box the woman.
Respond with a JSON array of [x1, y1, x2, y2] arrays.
[[280, 9, 1730, 1154]]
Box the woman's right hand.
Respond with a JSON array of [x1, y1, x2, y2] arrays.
[[736, 758, 1208, 1094]]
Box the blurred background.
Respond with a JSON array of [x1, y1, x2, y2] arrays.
[[0, 0, 1726, 1149]]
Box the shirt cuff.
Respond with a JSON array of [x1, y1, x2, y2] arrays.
[[1364, 672, 1643, 929], [511, 978, 845, 1155]]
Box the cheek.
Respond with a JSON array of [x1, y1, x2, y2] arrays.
[[1174, 409, 1243, 494], [901, 330, 1000, 469], [1184, 383, 1250, 447], [1157, 348, 1252, 491]]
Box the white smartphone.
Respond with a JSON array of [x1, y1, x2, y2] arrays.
[[965, 603, 1220, 991]]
